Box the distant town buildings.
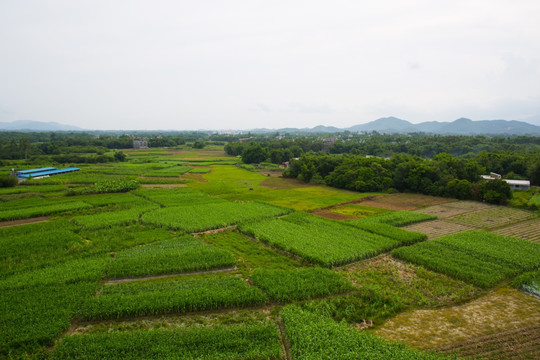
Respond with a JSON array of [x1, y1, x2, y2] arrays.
[[133, 140, 148, 149], [481, 172, 530, 191]]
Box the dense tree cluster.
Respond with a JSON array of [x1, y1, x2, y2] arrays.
[[283, 152, 520, 204]]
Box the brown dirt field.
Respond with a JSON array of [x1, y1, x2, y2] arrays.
[[0, 216, 49, 228], [491, 218, 540, 242], [373, 287, 540, 350], [416, 204, 482, 219], [443, 201, 494, 211], [259, 170, 283, 177], [356, 193, 454, 211], [311, 209, 357, 220], [436, 323, 540, 360], [140, 184, 187, 189], [403, 220, 477, 239], [448, 207, 536, 229]]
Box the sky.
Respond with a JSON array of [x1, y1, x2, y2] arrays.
[[1, 0, 540, 130]]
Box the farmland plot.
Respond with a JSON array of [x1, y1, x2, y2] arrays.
[[80, 192, 152, 208], [82, 275, 268, 320], [239, 212, 399, 267], [492, 218, 540, 242], [142, 201, 290, 233], [107, 236, 236, 279], [251, 268, 353, 302], [344, 220, 427, 245], [365, 210, 436, 227], [436, 323, 540, 360], [356, 193, 453, 211], [416, 204, 478, 219], [281, 305, 451, 360], [70, 206, 158, 230], [392, 231, 540, 287], [374, 287, 540, 350], [51, 321, 283, 360], [403, 220, 476, 240], [133, 188, 226, 207], [448, 207, 536, 229], [0, 199, 91, 221]]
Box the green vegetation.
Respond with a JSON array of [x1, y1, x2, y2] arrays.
[[52, 322, 283, 360], [0, 199, 91, 221], [107, 236, 236, 279], [281, 305, 452, 360], [365, 210, 437, 227], [338, 257, 479, 309], [71, 206, 157, 229], [144, 165, 192, 177], [201, 230, 304, 273], [392, 231, 540, 287], [142, 201, 291, 233], [251, 268, 353, 302], [345, 221, 427, 245], [133, 188, 227, 207], [512, 269, 540, 296], [239, 212, 401, 267], [82, 275, 268, 320]]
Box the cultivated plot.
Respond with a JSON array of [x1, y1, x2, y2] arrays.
[[436, 323, 540, 360], [355, 193, 453, 211], [403, 220, 476, 240], [448, 207, 536, 229], [492, 218, 540, 242], [374, 287, 540, 350]]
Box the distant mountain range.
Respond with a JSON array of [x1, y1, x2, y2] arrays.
[[1, 117, 539, 135], [253, 117, 540, 135], [0, 120, 84, 131]]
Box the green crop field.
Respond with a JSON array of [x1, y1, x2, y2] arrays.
[[2, 147, 539, 359], [239, 212, 423, 267], [392, 231, 540, 288], [107, 236, 236, 279]]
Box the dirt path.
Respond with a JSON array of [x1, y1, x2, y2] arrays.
[[0, 216, 49, 228]]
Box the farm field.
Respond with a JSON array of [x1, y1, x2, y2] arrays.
[[448, 206, 536, 229], [403, 220, 476, 240], [1, 147, 540, 359], [374, 287, 540, 350], [491, 218, 540, 242]]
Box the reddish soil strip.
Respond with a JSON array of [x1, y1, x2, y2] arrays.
[[106, 267, 237, 284], [0, 216, 49, 228], [403, 220, 477, 239], [436, 323, 540, 360], [355, 193, 454, 211], [311, 209, 357, 220], [492, 218, 540, 242], [140, 184, 187, 189]]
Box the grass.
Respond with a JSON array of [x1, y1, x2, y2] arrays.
[[70, 206, 157, 229]]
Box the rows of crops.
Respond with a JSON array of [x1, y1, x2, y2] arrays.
[[344, 220, 427, 245], [70, 206, 158, 229], [82, 275, 268, 320], [0, 199, 91, 221], [365, 210, 437, 227], [107, 236, 236, 279], [392, 231, 540, 287], [51, 322, 283, 359], [133, 188, 226, 207], [251, 268, 353, 302], [239, 212, 409, 267], [281, 305, 451, 359], [143, 165, 192, 177], [142, 201, 291, 233]]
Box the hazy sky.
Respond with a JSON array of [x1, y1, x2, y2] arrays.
[[1, 1, 540, 130]]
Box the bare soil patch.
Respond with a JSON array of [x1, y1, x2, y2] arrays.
[[448, 207, 536, 229], [416, 204, 480, 219], [491, 218, 540, 242], [436, 323, 540, 360], [141, 184, 187, 189], [0, 216, 49, 228], [260, 176, 315, 190], [311, 209, 357, 220], [356, 193, 453, 211], [373, 287, 540, 349], [404, 220, 477, 239]]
